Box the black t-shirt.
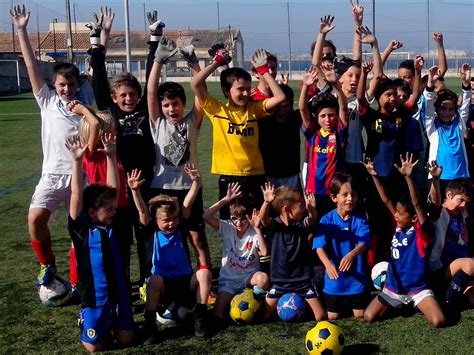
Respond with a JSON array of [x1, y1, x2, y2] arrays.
[[262, 217, 314, 283], [89, 44, 156, 185], [259, 110, 302, 178]]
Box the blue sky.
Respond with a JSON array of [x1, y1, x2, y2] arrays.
[[1, 0, 473, 55]]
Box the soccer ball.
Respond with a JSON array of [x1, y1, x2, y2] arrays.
[[371, 261, 389, 290], [156, 302, 192, 325], [305, 320, 345, 355], [230, 288, 260, 324], [276, 293, 307, 322], [38, 275, 72, 307]]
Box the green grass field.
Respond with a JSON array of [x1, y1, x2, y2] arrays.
[[0, 79, 473, 354]]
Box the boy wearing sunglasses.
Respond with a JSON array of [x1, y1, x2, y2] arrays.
[[203, 182, 269, 321]]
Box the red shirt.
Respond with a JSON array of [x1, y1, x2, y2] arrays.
[[82, 151, 129, 208]]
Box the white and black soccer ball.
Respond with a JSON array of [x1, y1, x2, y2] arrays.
[[156, 302, 191, 325], [38, 275, 72, 307], [371, 261, 389, 291]]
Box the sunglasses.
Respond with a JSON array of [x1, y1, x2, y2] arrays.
[[230, 216, 248, 224]]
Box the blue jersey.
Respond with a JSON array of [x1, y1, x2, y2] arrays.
[[68, 214, 130, 308], [385, 221, 433, 294], [313, 210, 370, 295], [151, 225, 193, 278]]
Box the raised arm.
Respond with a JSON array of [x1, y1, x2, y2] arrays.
[[181, 164, 202, 220], [250, 49, 285, 112], [311, 15, 335, 66], [259, 182, 275, 227], [381, 40, 403, 67], [68, 101, 100, 153], [432, 32, 447, 78], [127, 169, 149, 225], [459, 63, 472, 125], [358, 26, 384, 101], [304, 191, 318, 227], [10, 5, 44, 94], [395, 153, 427, 224], [100, 134, 119, 197], [191, 45, 231, 105], [66, 137, 88, 220], [249, 209, 268, 256], [324, 67, 348, 126], [407, 55, 424, 108], [357, 61, 371, 110], [203, 182, 242, 230], [178, 45, 205, 127], [350, 0, 364, 61], [147, 37, 178, 127], [363, 158, 396, 214], [299, 66, 319, 129], [427, 161, 443, 208]]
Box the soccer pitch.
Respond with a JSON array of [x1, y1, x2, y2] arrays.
[[0, 80, 473, 353]]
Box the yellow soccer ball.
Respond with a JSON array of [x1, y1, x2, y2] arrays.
[[229, 288, 260, 324], [305, 320, 345, 355]]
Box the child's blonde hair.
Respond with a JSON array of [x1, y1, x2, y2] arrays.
[[78, 110, 115, 146], [271, 186, 303, 213], [148, 194, 180, 218]]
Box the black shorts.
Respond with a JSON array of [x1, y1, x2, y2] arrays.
[[267, 280, 319, 299], [324, 292, 370, 313], [162, 275, 195, 309], [149, 187, 205, 232]]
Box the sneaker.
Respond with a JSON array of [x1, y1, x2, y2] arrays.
[[36, 264, 57, 286], [139, 282, 147, 303]]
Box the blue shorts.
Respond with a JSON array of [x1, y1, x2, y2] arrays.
[[219, 274, 253, 295], [266, 280, 319, 299], [80, 302, 134, 344]]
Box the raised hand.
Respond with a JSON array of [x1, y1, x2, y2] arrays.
[[248, 209, 261, 229], [67, 100, 88, 116], [178, 45, 199, 65], [279, 73, 289, 85], [100, 7, 115, 33], [395, 153, 418, 177], [303, 65, 318, 86], [66, 136, 87, 161], [363, 157, 378, 176], [304, 191, 317, 212], [432, 32, 444, 45], [357, 26, 376, 45], [319, 15, 335, 35], [225, 182, 242, 201], [147, 10, 165, 39], [387, 40, 403, 51], [250, 48, 268, 74], [98, 133, 116, 157], [427, 65, 440, 85], [322, 62, 337, 84], [362, 60, 374, 75], [127, 169, 145, 190], [350, 0, 364, 26], [459, 63, 471, 86], [209, 43, 232, 65], [154, 37, 178, 64], [414, 55, 424, 73], [85, 11, 103, 42], [184, 163, 201, 182], [10, 4, 30, 29], [426, 160, 442, 179], [261, 182, 275, 203]]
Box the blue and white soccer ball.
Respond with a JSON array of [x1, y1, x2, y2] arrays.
[[38, 275, 72, 307], [371, 261, 389, 290], [277, 293, 307, 322]]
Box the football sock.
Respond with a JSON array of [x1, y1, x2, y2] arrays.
[[446, 270, 471, 302], [31, 239, 55, 266], [144, 310, 157, 327], [69, 244, 78, 286], [194, 303, 207, 316]]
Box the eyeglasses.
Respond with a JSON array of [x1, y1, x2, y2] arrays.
[[230, 216, 248, 224]]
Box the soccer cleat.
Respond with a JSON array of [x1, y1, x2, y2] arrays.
[[139, 282, 147, 303], [36, 264, 57, 286]]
